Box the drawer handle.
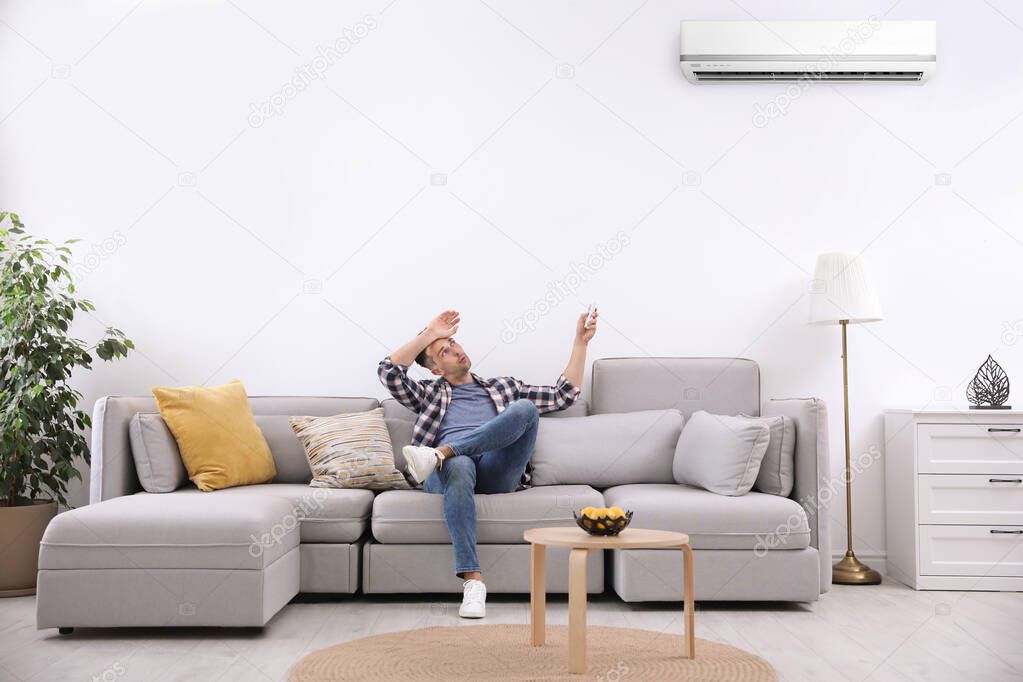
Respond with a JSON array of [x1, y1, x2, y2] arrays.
[[987, 427, 1021, 433], [989, 478, 1023, 483], [990, 529, 1023, 534]]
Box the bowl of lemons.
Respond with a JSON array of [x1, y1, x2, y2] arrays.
[[573, 506, 633, 536]]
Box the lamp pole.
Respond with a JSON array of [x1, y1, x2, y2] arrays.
[[833, 319, 882, 585]]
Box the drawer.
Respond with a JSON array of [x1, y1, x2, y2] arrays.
[[919, 474, 1023, 525], [920, 525, 1023, 577], [917, 423, 1023, 474]]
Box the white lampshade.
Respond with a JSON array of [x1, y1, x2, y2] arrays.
[[808, 252, 883, 325]]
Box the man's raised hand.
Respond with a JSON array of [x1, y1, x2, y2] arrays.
[[427, 310, 460, 340], [575, 307, 598, 345]]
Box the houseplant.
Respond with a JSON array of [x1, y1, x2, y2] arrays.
[[0, 210, 133, 596]]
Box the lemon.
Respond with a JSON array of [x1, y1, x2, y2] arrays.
[[580, 506, 598, 518], [607, 507, 625, 519], [596, 521, 605, 529]]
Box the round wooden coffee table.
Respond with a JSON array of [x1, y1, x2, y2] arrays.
[[523, 526, 694, 674]]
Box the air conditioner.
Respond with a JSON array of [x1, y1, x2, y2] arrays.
[[680, 20, 935, 84]]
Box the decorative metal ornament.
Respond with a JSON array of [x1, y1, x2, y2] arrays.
[[966, 355, 1011, 409]]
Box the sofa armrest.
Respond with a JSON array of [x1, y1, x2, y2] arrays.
[[763, 397, 831, 594], [88, 396, 144, 504]]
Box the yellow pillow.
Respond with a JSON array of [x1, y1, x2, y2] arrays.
[[151, 380, 276, 492]]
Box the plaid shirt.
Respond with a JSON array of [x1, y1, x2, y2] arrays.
[[377, 356, 580, 487]]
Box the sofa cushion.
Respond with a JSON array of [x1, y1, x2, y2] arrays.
[[740, 413, 796, 497], [129, 413, 189, 493], [257, 416, 314, 484], [152, 380, 277, 491], [381, 398, 415, 420], [590, 357, 760, 418], [541, 397, 589, 418], [371, 484, 603, 544], [673, 411, 770, 496], [603, 483, 810, 551], [291, 408, 411, 490], [38, 489, 298, 570], [211, 484, 373, 543], [530, 410, 682, 487], [385, 417, 413, 471]]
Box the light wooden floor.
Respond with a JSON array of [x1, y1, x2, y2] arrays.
[[1, 581, 1020, 681]]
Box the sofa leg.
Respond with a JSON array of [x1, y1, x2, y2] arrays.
[[58, 627, 74, 635]]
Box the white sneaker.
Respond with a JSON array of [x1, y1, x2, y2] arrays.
[[459, 579, 486, 618], [402, 445, 442, 484]]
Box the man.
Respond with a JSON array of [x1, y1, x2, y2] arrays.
[[377, 308, 598, 618]]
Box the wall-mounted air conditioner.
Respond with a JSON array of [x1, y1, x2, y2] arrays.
[[680, 20, 936, 84]]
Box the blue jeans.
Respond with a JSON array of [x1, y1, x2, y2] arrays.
[[422, 399, 540, 576]]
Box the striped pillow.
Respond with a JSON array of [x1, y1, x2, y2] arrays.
[[290, 408, 411, 490]]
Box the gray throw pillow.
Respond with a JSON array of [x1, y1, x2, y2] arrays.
[[255, 416, 314, 484], [128, 412, 189, 493], [673, 410, 770, 496], [530, 409, 683, 487], [739, 413, 796, 496]]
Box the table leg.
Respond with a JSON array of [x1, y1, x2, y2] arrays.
[[530, 542, 546, 646], [681, 543, 695, 659], [568, 547, 588, 674]]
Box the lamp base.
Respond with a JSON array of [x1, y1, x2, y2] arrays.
[[832, 551, 882, 585]]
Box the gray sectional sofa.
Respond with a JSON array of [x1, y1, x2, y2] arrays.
[[36, 357, 830, 631]]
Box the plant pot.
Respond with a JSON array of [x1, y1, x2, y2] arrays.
[[0, 500, 57, 597]]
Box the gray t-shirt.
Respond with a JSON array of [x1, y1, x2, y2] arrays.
[[436, 380, 498, 444]]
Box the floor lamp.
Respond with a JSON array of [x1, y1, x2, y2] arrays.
[[809, 252, 883, 585]]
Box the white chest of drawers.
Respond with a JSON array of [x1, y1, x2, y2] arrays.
[[885, 409, 1023, 591]]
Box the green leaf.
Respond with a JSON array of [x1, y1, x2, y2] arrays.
[[0, 214, 133, 506]]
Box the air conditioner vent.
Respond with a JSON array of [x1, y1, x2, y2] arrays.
[[692, 71, 924, 82], [679, 21, 936, 85]]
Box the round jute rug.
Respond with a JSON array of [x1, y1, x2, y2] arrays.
[[289, 624, 776, 681]]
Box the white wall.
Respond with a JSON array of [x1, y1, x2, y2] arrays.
[[4, 0, 1023, 563]]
